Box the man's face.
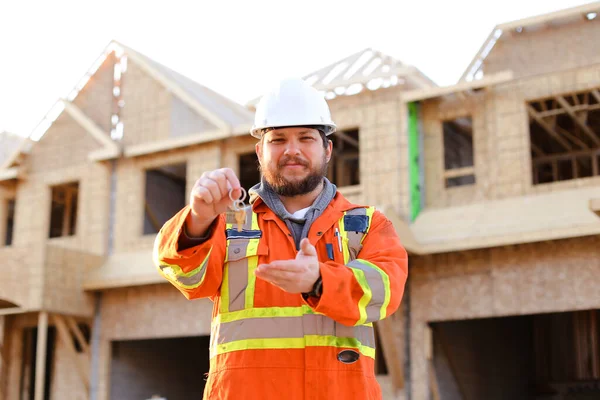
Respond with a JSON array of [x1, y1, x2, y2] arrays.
[[256, 127, 332, 197]]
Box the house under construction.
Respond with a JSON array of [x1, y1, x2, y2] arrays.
[[1, 2, 600, 399]]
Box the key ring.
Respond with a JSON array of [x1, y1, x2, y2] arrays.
[[229, 187, 247, 211]]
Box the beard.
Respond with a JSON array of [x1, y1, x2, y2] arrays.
[[260, 154, 328, 197]]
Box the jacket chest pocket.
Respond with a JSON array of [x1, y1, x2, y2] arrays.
[[222, 233, 267, 313]]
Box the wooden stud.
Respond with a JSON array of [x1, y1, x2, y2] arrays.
[[34, 311, 48, 400], [555, 96, 600, 146], [66, 317, 90, 356], [53, 314, 90, 393], [527, 104, 573, 150]]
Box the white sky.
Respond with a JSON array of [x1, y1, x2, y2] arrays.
[[0, 0, 595, 137]]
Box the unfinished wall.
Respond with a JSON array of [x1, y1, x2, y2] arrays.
[[72, 52, 116, 133], [4, 313, 90, 400], [409, 235, 600, 399], [94, 284, 213, 400], [484, 20, 600, 80], [113, 143, 220, 253], [418, 63, 600, 208], [328, 87, 407, 215], [119, 59, 171, 146], [421, 93, 488, 209], [3, 112, 112, 314]]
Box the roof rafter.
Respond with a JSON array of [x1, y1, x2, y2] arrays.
[[555, 95, 600, 146]]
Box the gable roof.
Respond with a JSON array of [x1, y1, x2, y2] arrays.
[[0, 132, 28, 168], [461, 1, 600, 82], [116, 41, 254, 131]]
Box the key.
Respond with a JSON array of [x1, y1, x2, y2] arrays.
[[226, 188, 247, 231], [234, 207, 246, 232]]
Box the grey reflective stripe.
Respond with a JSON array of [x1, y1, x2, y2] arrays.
[[226, 239, 251, 312], [223, 206, 259, 313], [347, 259, 386, 322], [212, 314, 375, 348], [158, 249, 212, 290]]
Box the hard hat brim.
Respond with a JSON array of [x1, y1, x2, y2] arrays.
[[250, 123, 336, 139]]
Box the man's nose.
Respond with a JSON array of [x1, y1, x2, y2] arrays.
[[284, 140, 301, 155]]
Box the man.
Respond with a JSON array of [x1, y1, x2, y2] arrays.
[[153, 78, 408, 399]]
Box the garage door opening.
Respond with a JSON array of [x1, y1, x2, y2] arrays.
[[110, 335, 210, 400], [429, 309, 600, 400]]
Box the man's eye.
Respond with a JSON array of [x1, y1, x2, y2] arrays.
[[270, 139, 284, 143], [301, 137, 315, 141]]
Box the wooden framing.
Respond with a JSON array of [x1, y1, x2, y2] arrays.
[[34, 311, 48, 400], [402, 70, 513, 102], [52, 314, 90, 394]]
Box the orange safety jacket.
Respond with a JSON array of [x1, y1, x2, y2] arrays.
[[153, 192, 408, 400]]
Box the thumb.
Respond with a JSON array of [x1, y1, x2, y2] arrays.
[[299, 238, 317, 257]]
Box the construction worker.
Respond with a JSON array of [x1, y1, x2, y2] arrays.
[[153, 78, 408, 399]]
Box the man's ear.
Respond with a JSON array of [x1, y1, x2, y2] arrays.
[[255, 140, 262, 161], [326, 139, 333, 163]]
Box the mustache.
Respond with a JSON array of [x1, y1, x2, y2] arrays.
[[278, 156, 309, 168]]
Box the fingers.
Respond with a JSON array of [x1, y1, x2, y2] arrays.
[[299, 238, 317, 257], [192, 168, 240, 204]]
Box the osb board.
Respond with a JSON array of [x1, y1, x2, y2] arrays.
[[119, 57, 172, 146], [0, 246, 35, 310], [483, 20, 600, 80], [100, 283, 212, 341], [112, 142, 220, 253], [325, 86, 408, 215], [43, 244, 104, 316], [72, 51, 116, 133], [408, 235, 600, 400], [26, 112, 103, 174], [418, 64, 600, 208]]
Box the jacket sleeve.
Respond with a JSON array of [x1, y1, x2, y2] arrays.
[[304, 210, 408, 326], [153, 206, 227, 300]]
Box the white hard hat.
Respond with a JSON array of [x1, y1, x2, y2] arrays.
[[250, 78, 337, 139]]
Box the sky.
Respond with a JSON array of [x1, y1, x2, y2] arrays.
[[0, 0, 596, 138]]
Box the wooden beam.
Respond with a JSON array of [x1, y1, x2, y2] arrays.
[[555, 96, 600, 146], [403, 70, 513, 102], [34, 311, 48, 400], [537, 102, 600, 118], [591, 89, 600, 104], [66, 317, 90, 356], [333, 130, 359, 148], [443, 166, 475, 179], [53, 314, 90, 393], [555, 125, 590, 150], [590, 198, 600, 218], [531, 143, 545, 156], [527, 104, 573, 150]]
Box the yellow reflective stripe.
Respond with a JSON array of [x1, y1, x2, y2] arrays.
[[351, 268, 372, 326], [215, 305, 320, 324], [157, 247, 212, 290], [362, 207, 375, 244], [221, 254, 231, 313], [245, 212, 260, 308], [339, 211, 350, 264], [211, 335, 375, 359], [356, 259, 391, 320]]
